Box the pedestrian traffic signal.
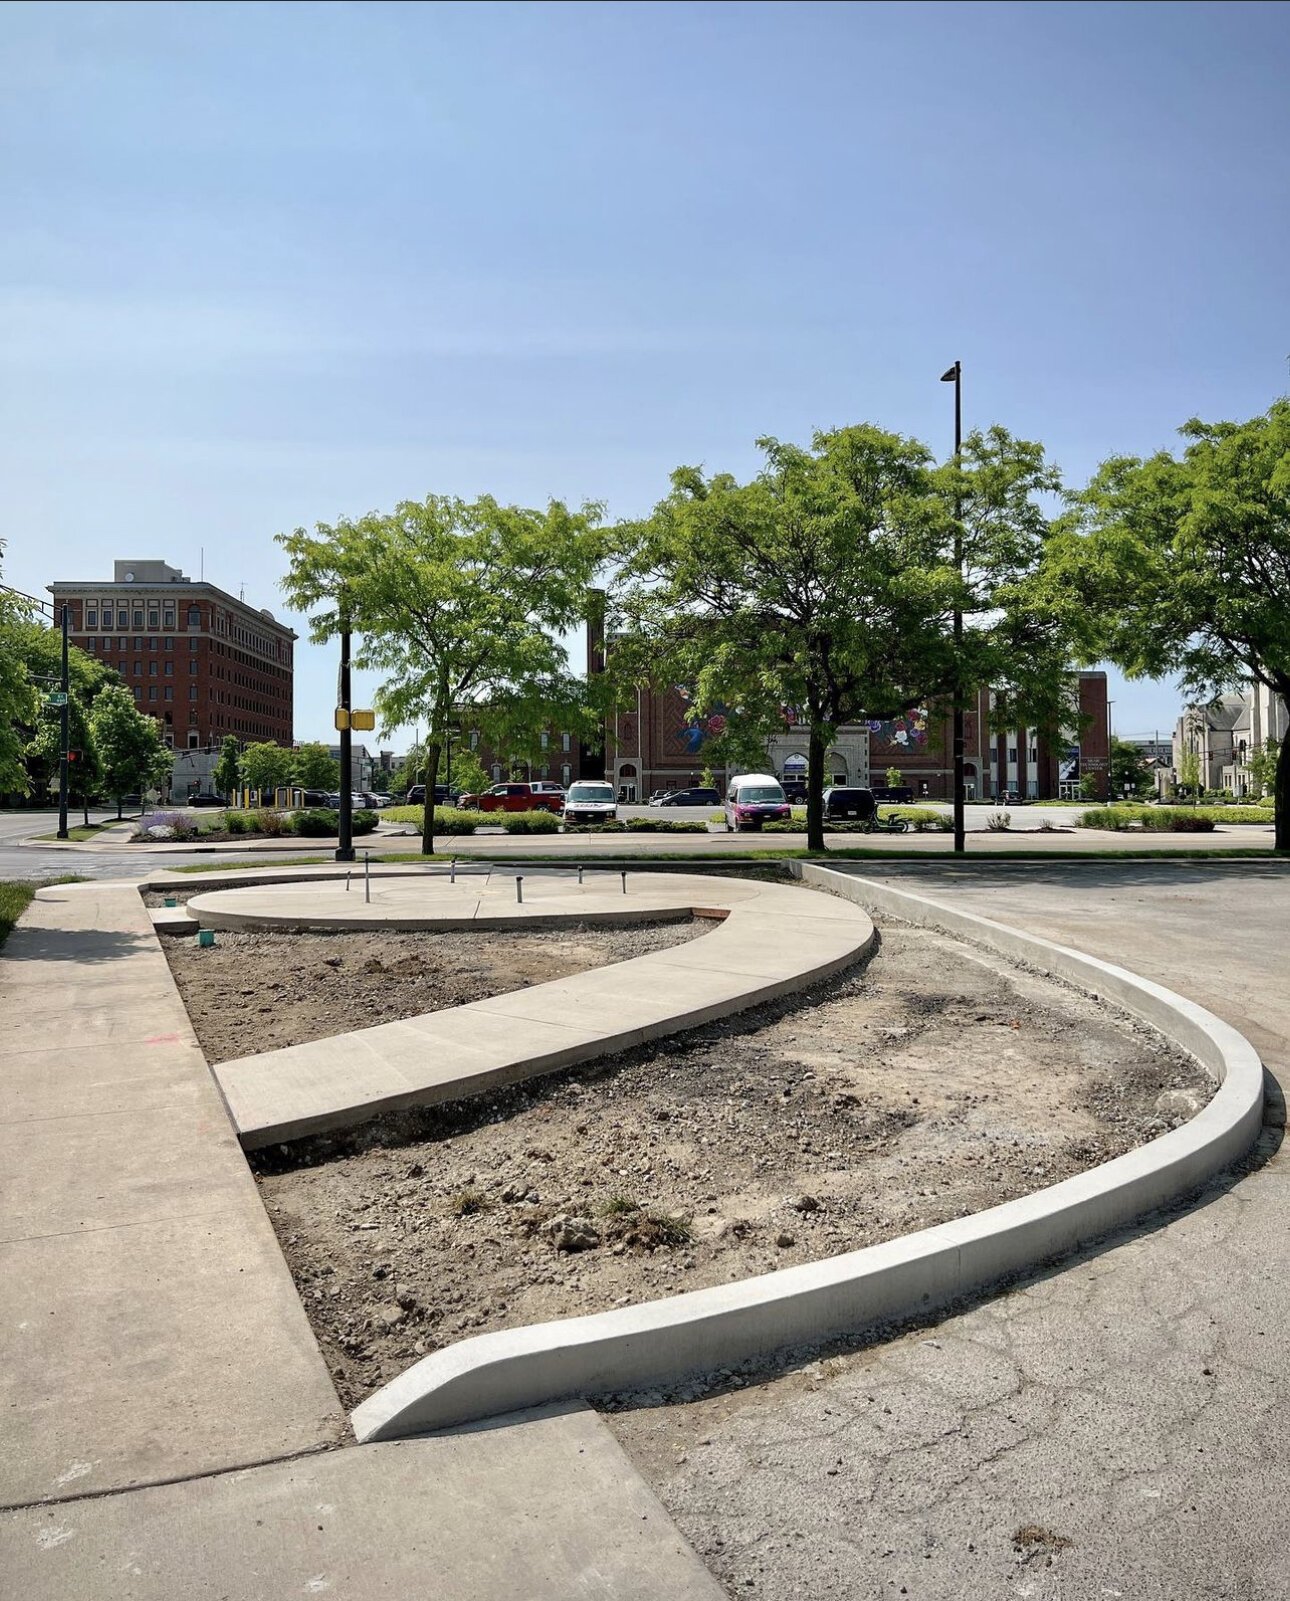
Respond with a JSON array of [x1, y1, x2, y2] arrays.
[[67, 749, 82, 763]]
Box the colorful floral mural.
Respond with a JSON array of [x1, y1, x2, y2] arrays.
[[867, 709, 929, 750], [674, 687, 729, 754]]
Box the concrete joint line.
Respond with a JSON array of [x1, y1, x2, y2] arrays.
[[351, 863, 1265, 1443]]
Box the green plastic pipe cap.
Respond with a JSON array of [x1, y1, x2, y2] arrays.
[[197, 929, 216, 948]]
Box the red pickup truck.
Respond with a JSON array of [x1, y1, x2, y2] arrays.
[[457, 781, 566, 814]]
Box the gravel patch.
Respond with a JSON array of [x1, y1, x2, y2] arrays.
[[247, 923, 1212, 1409]]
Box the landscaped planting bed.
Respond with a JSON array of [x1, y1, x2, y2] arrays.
[[244, 922, 1211, 1408]]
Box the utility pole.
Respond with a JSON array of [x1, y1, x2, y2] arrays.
[[57, 602, 70, 840], [941, 360, 965, 853], [336, 605, 355, 862]]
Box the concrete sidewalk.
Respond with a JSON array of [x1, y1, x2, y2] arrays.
[[0, 877, 725, 1599], [1, 1404, 724, 1601], [0, 880, 348, 1506]]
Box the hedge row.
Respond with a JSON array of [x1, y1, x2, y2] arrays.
[[561, 818, 708, 834], [1079, 806, 1217, 833]]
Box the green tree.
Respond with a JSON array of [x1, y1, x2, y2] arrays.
[[4, 613, 120, 801], [213, 735, 242, 801], [1050, 400, 1290, 848], [1176, 744, 1202, 803], [1247, 738, 1280, 802], [293, 741, 339, 793], [1109, 737, 1151, 799], [29, 695, 101, 823], [446, 748, 489, 799], [613, 424, 1069, 849], [239, 741, 297, 802], [89, 686, 171, 817], [885, 765, 903, 790], [279, 494, 606, 853]]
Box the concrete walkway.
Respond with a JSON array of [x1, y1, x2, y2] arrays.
[[610, 861, 1290, 1601], [0, 879, 347, 1507], [195, 872, 874, 1147], [0, 877, 726, 1598]]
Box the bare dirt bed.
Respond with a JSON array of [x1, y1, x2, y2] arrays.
[[159, 918, 705, 1064], [246, 922, 1212, 1409]]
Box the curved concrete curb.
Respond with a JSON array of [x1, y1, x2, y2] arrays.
[[352, 865, 1264, 1443], [208, 873, 876, 1149]]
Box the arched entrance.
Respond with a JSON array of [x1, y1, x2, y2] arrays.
[[963, 761, 978, 800], [616, 762, 638, 803]]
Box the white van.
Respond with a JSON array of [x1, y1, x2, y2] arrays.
[[724, 772, 792, 831]]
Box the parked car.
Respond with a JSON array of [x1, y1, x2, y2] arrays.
[[562, 780, 618, 825], [724, 774, 791, 831], [656, 787, 720, 808], [454, 781, 566, 814], [405, 784, 456, 806], [821, 786, 908, 832], [869, 784, 914, 804], [821, 785, 873, 820], [300, 789, 332, 807], [781, 781, 808, 805], [647, 789, 675, 806], [325, 793, 342, 807], [188, 792, 225, 807]]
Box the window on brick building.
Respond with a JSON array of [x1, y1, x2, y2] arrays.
[[189, 685, 198, 700], [164, 660, 173, 675], [1007, 747, 1017, 763], [189, 659, 198, 674], [187, 607, 201, 627], [116, 610, 127, 628], [163, 636, 173, 650], [164, 688, 173, 701], [148, 686, 157, 702], [149, 662, 157, 676], [133, 660, 142, 675], [86, 610, 97, 628]]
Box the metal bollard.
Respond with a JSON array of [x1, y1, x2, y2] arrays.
[[450, 859, 456, 884], [577, 865, 584, 886], [621, 870, 627, 894], [345, 871, 351, 893], [364, 851, 371, 904], [515, 875, 524, 904]]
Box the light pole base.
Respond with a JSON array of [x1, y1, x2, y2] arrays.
[[334, 848, 356, 863]]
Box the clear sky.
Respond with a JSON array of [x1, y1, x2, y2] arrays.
[[3, 0, 1287, 747]]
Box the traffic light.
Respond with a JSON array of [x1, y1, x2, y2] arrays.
[[67, 749, 82, 764]]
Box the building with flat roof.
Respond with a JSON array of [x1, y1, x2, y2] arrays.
[[48, 559, 295, 762]]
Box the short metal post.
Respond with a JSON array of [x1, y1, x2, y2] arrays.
[[515, 875, 524, 904], [450, 859, 456, 884], [345, 871, 351, 893], [577, 865, 584, 886], [620, 870, 627, 894], [364, 851, 371, 904]]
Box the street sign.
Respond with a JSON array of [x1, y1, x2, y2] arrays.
[[46, 691, 68, 707]]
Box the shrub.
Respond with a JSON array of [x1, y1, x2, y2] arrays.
[[985, 811, 1012, 832], [623, 817, 706, 833], [291, 807, 342, 837], [252, 807, 286, 837], [223, 810, 251, 835], [1078, 808, 1133, 831], [500, 810, 561, 834], [133, 810, 195, 842], [562, 820, 628, 833], [352, 809, 379, 835], [1138, 808, 1216, 832]]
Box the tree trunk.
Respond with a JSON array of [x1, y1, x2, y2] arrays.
[[1276, 715, 1290, 853], [806, 724, 826, 853], [421, 741, 442, 856]]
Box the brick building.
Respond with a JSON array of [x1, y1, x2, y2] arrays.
[[48, 559, 295, 771], [600, 668, 1110, 803]]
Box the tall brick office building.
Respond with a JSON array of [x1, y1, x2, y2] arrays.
[[48, 560, 295, 764]]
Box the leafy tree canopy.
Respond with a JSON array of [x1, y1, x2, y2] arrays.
[[212, 735, 242, 800], [1048, 399, 1290, 846], [293, 741, 339, 793], [89, 686, 171, 815], [611, 424, 1070, 847], [279, 493, 606, 852], [239, 741, 297, 797]]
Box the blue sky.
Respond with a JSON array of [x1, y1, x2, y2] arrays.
[[3, 0, 1287, 746]]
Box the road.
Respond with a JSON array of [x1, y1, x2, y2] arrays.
[[611, 859, 1290, 1601]]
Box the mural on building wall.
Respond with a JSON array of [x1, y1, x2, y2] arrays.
[[670, 686, 728, 756], [867, 709, 929, 750]]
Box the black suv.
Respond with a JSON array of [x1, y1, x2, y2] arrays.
[[657, 787, 721, 807], [821, 786, 878, 821]]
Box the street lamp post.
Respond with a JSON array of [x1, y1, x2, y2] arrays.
[[335, 605, 355, 863], [940, 360, 965, 854], [57, 602, 70, 840]]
